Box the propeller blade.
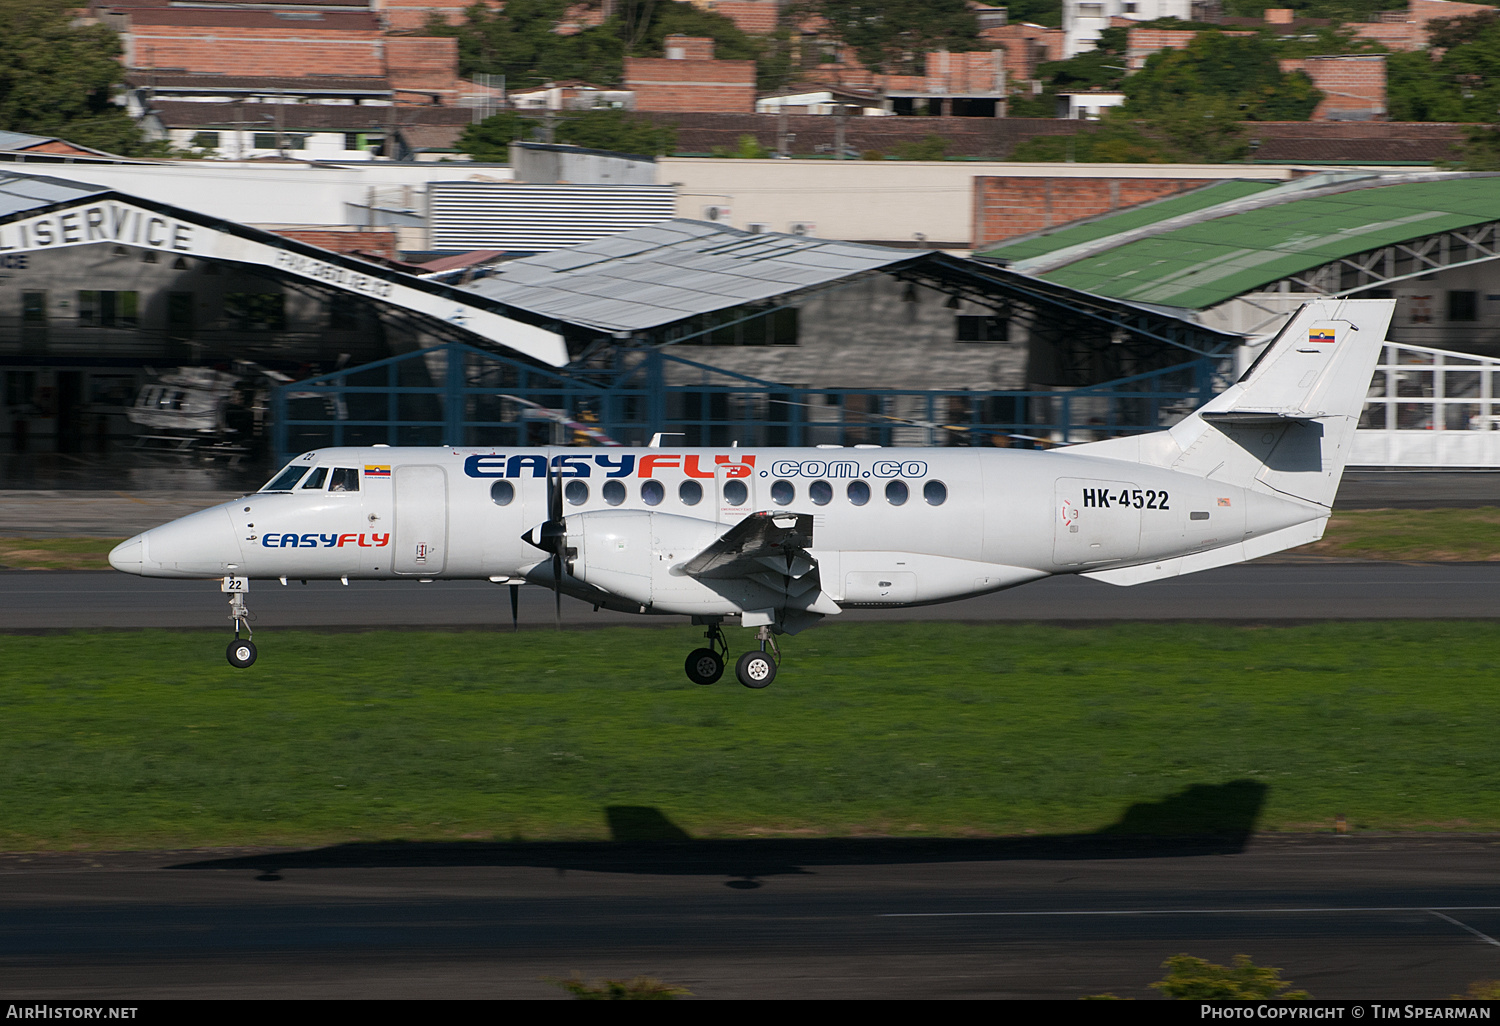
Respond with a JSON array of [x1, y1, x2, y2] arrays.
[[547, 450, 563, 526], [509, 583, 519, 631], [551, 550, 562, 630]]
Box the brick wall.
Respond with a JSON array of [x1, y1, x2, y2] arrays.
[[625, 57, 755, 112], [702, 1, 780, 35], [385, 35, 458, 104], [375, 0, 472, 31], [981, 23, 1064, 81], [924, 50, 1004, 94], [272, 228, 398, 261], [1281, 54, 1386, 121], [973, 176, 1219, 250], [664, 35, 716, 60], [127, 12, 385, 78]]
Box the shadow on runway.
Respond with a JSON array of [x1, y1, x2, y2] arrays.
[[173, 780, 1267, 886]]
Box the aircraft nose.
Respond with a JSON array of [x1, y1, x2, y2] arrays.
[[108, 535, 144, 574]]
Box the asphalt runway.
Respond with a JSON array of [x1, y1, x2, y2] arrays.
[[3, 563, 1498, 631], [3, 836, 1500, 999]]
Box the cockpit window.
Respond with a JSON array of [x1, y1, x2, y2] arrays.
[[301, 467, 328, 490], [262, 465, 309, 491], [329, 467, 360, 492]]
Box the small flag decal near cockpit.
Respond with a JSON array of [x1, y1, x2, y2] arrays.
[[1309, 327, 1336, 343], [364, 465, 391, 477]]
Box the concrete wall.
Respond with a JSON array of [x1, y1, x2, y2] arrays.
[[662, 275, 1030, 392], [1, 163, 512, 232], [658, 159, 1302, 250]]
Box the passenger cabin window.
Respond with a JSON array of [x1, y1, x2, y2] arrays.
[[263, 465, 309, 491], [302, 467, 328, 489], [329, 468, 360, 492]]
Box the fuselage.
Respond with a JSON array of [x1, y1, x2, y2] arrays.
[[108, 444, 1321, 616]]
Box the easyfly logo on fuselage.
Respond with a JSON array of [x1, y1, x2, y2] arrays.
[[261, 533, 390, 548], [462, 453, 755, 479]]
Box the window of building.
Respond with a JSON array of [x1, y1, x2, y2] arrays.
[[956, 315, 1009, 342], [1078, 2, 1104, 15], [343, 132, 383, 153], [191, 132, 220, 150], [5, 371, 36, 409], [225, 293, 286, 332], [676, 306, 799, 346], [167, 292, 194, 339], [77, 291, 139, 329], [329, 295, 361, 331], [1448, 290, 1478, 322], [252, 133, 306, 150]]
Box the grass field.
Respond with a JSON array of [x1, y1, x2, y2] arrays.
[[2, 622, 1497, 851], [2, 507, 1495, 570]]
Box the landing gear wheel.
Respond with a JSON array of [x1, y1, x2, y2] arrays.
[[736, 650, 776, 689], [226, 638, 258, 669], [685, 648, 724, 686]]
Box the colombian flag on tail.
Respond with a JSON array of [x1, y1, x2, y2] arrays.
[[364, 465, 391, 477]]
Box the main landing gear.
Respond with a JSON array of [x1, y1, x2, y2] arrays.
[[225, 586, 257, 669], [684, 620, 779, 689]]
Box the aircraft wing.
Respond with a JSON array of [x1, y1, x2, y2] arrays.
[[682, 511, 815, 581]]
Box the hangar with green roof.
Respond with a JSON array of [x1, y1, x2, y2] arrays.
[[979, 171, 1500, 466]]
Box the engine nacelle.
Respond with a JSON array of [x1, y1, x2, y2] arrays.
[[566, 510, 728, 610]]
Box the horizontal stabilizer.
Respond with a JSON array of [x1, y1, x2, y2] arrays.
[[1199, 410, 1324, 425], [1080, 518, 1327, 586]]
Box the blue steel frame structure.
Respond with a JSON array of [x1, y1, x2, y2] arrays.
[[271, 342, 1223, 462]]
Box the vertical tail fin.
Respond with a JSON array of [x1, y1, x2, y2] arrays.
[[1070, 298, 1394, 509]]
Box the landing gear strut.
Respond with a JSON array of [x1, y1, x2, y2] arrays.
[[735, 626, 779, 689], [684, 620, 728, 685], [225, 588, 257, 669]]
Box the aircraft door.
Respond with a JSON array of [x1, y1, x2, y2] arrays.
[[1053, 477, 1142, 566], [715, 457, 755, 525], [394, 465, 448, 574]]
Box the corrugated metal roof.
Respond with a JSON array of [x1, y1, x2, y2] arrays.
[[0, 171, 108, 219], [1038, 176, 1500, 310], [429, 182, 677, 253], [460, 218, 922, 331], [978, 180, 1280, 263]]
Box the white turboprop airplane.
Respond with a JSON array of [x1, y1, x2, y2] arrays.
[[109, 299, 1393, 687]]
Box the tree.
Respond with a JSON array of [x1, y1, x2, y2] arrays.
[[0, 0, 153, 156], [894, 134, 949, 160], [803, 0, 981, 75], [1122, 32, 1321, 121], [711, 133, 771, 158], [1219, 0, 1396, 19], [554, 107, 676, 154], [427, 1, 791, 93], [457, 108, 676, 160], [1386, 16, 1500, 123], [1151, 954, 1310, 1000], [1008, 103, 1248, 164], [455, 110, 529, 160]]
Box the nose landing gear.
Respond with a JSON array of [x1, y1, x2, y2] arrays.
[[224, 582, 257, 668]]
